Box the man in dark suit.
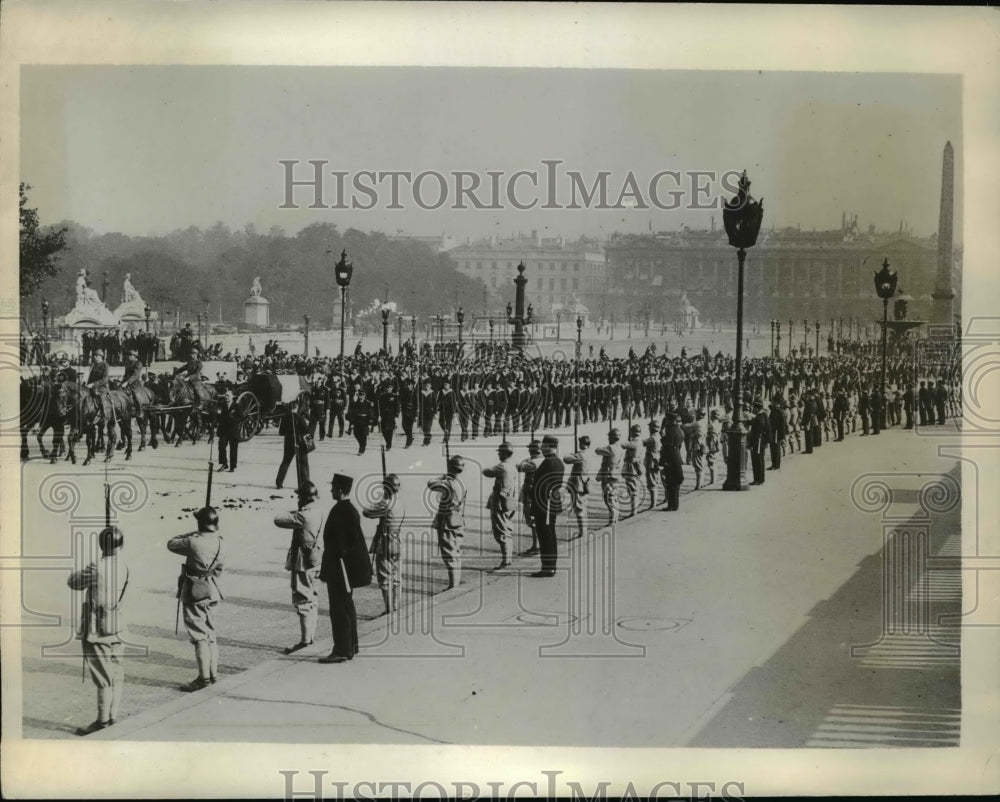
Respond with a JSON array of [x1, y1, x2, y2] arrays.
[[318, 473, 361, 664], [275, 398, 310, 489], [399, 376, 418, 447], [768, 399, 786, 468], [347, 389, 374, 455], [531, 435, 565, 577], [747, 399, 771, 485], [216, 389, 240, 471]]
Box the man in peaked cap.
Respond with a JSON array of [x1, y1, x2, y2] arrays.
[[595, 428, 624, 526], [563, 435, 595, 538], [747, 398, 770, 485], [531, 435, 565, 577], [319, 473, 362, 663], [363, 473, 406, 616], [483, 442, 518, 570]]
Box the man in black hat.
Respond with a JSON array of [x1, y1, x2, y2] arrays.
[[531, 435, 565, 577], [168, 506, 224, 692], [216, 389, 240, 471], [483, 442, 517, 569], [428, 455, 468, 588], [274, 482, 324, 653], [68, 525, 129, 735], [319, 473, 362, 663], [276, 398, 310, 488]]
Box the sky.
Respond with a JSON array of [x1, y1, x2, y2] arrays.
[[20, 66, 962, 241]]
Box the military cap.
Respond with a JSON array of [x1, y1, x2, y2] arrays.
[[331, 473, 354, 493], [194, 506, 219, 531], [527, 440, 542, 454], [99, 526, 124, 555], [541, 434, 559, 447], [498, 441, 514, 454], [648, 420, 660, 432], [447, 455, 466, 473]]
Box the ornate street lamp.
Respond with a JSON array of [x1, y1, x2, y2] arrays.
[[556, 311, 561, 343], [506, 263, 529, 353], [380, 308, 390, 353], [775, 319, 781, 357], [788, 319, 793, 356], [334, 249, 354, 359], [144, 303, 151, 332], [874, 257, 898, 423], [574, 315, 583, 445], [815, 319, 820, 356], [303, 313, 311, 356], [769, 320, 775, 355], [41, 297, 50, 337], [456, 306, 464, 349], [721, 170, 764, 492]]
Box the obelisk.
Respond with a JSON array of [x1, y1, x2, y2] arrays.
[[931, 141, 955, 325]]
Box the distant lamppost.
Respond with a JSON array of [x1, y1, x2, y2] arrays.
[[815, 320, 820, 355], [334, 250, 354, 359], [381, 308, 390, 353], [196, 312, 202, 345], [627, 311, 632, 339], [574, 315, 583, 444], [722, 170, 765, 492], [788, 319, 793, 356], [144, 304, 151, 333], [874, 257, 898, 424], [769, 320, 775, 355], [41, 297, 50, 337], [303, 314, 311, 356], [505, 301, 513, 344], [396, 315, 403, 352], [489, 318, 494, 345], [556, 311, 561, 343], [456, 306, 465, 350], [775, 319, 781, 357], [802, 318, 809, 351]]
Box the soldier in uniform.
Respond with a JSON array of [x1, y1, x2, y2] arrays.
[[642, 421, 661, 507], [363, 473, 406, 616], [832, 387, 849, 442], [399, 376, 419, 447], [517, 440, 543, 555], [172, 341, 208, 405], [86, 348, 111, 426], [903, 383, 915, 429], [420, 377, 437, 445], [347, 388, 374, 456], [376, 378, 399, 450], [531, 435, 565, 577], [595, 428, 624, 526], [659, 412, 685, 511], [276, 397, 311, 488], [168, 506, 224, 692], [917, 380, 930, 426], [428, 455, 468, 589], [689, 410, 706, 491], [438, 382, 456, 443], [68, 525, 129, 735], [121, 348, 144, 406], [622, 424, 644, 517], [768, 398, 787, 467], [483, 442, 518, 569], [309, 376, 330, 441], [858, 386, 871, 436], [705, 411, 720, 486], [563, 435, 594, 539], [327, 376, 348, 438], [273, 482, 324, 653], [318, 473, 362, 664]]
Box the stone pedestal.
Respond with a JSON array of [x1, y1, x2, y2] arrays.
[[244, 296, 270, 327]]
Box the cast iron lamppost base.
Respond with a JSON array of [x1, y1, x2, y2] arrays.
[[722, 171, 764, 492]]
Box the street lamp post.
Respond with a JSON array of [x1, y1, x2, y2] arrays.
[[396, 315, 403, 352], [769, 320, 775, 356], [802, 318, 808, 352], [456, 307, 464, 351], [304, 314, 310, 356], [381, 308, 390, 353], [556, 311, 561, 343], [574, 315, 583, 445], [144, 304, 150, 333], [411, 315, 417, 345], [509, 262, 529, 353], [722, 170, 764, 492], [788, 319, 793, 356], [334, 250, 354, 360], [874, 257, 898, 428], [41, 297, 50, 337], [775, 320, 781, 357], [489, 318, 494, 347], [505, 301, 513, 346], [815, 320, 820, 355]]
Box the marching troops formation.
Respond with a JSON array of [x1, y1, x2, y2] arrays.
[[56, 334, 962, 733]]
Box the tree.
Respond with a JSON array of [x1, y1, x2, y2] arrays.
[[19, 183, 67, 298]]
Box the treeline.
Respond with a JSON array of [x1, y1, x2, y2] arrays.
[[29, 220, 487, 327]]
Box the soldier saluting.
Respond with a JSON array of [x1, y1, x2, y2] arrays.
[[428, 455, 468, 589], [363, 473, 406, 616], [168, 506, 224, 692], [274, 482, 324, 654]]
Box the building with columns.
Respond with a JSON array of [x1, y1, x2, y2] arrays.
[[605, 214, 959, 332], [446, 232, 606, 314]]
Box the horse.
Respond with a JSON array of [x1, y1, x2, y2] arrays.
[[58, 382, 134, 465], [119, 381, 160, 451], [148, 374, 216, 446], [20, 377, 68, 463]]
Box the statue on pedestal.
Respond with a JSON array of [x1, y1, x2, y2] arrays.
[[122, 272, 144, 305], [75, 269, 104, 312], [67, 268, 119, 327], [251, 277, 263, 298]]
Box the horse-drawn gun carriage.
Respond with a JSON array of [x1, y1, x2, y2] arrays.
[[230, 373, 313, 442]]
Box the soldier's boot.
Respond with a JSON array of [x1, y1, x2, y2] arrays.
[[109, 679, 123, 725], [494, 543, 510, 570], [446, 567, 456, 590], [694, 471, 702, 491], [709, 467, 716, 485], [181, 641, 212, 692], [208, 639, 219, 684], [574, 514, 586, 539], [76, 688, 112, 735], [647, 487, 657, 509]]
